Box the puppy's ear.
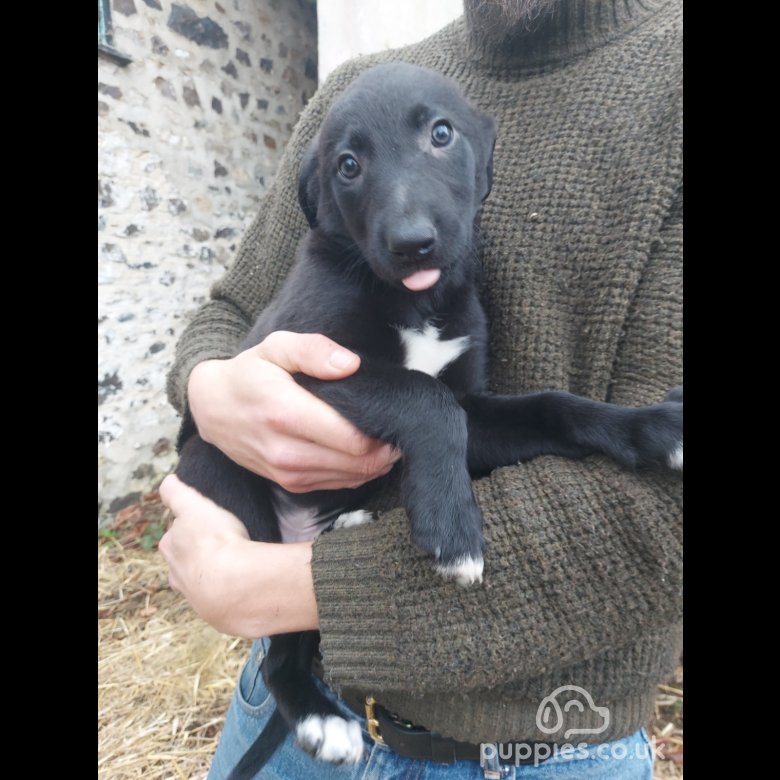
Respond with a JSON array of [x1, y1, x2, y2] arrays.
[[476, 112, 497, 204], [297, 134, 320, 228]]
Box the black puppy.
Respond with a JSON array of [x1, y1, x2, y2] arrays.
[[175, 63, 683, 774]]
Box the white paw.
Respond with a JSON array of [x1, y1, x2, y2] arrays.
[[668, 444, 683, 470], [332, 510, 374, 530], [295, 715, 364, 764], [435, 555, 484, 586]]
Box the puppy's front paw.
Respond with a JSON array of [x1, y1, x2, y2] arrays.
[[628, 400, 683, 471], [435, 555, 484, 586], [408, 480, 485, 587], [667, 443, 683, 470], [295, 715, 364, 765]]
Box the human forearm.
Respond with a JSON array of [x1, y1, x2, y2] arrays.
[[222, 537, 319, 637], [207, 537, 319, 638], [312, 455, 681, 693]]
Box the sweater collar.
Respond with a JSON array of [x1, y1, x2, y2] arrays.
[[461, 0, 673, 72]]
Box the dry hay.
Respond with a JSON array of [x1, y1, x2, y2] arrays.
[[651, 669, 684, 778], [98, 495, 682, 778], [98, 538, 251, 779]]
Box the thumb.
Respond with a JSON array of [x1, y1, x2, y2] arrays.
[[254, 331, 361, 379], [159, 473, 197, 516], [159, 474, 249, 536]]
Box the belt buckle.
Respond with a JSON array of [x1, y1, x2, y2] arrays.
[[364, 695, 385, 744]]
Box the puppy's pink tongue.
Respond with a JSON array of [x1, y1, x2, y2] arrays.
[[402, 268, 441, 291]]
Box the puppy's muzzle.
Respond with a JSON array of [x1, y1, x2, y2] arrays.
[[387, 221, 437, 260]]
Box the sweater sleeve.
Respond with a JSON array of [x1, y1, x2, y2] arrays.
[[312, 189, 683, 694]]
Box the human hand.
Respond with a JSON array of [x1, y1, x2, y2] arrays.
[[187, 331, 400, 492], [158, 474, 319, 638]]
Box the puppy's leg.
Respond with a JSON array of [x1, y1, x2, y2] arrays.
[[264, 632, 364, 765], [297, 362, 485, 585], [226, 633, 364, 777], [462, 389, 683, 474], [176, 434, 281, 541]]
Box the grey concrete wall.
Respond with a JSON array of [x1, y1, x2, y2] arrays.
[[98, 0, 318, 521]]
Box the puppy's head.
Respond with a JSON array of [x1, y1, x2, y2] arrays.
[[298, 63, 496, 293]]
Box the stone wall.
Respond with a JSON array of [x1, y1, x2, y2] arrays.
[[98, 0, 318, 521]]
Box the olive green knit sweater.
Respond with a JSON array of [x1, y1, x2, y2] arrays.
[[167, 0, 682, 744]]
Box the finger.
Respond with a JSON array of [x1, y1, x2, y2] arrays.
[[263, 438, 398, 491], [158, 474, 183, 513], [157, 527, 172, 558], [276, 462, 396, 493], [157, 530, 179, 581], [159, 474, 250, 539], [265, 382, 387, 459], [159, 473, 216, 518], [263, 435, 399, 482], [256, 331, 361, 380]]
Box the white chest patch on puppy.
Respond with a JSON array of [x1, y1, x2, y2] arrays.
[[398, 323, 470, 378]]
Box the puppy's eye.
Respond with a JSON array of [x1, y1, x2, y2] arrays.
[[431, 120, 454, 147], [337, 154, 361, 180]]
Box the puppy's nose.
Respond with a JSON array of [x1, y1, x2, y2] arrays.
[[387, 223, 437, 258]]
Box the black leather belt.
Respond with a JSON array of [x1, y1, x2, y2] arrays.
[[370, 697, 484, 762], [340, 690, 550, 766], [311, 659, 550, 765]]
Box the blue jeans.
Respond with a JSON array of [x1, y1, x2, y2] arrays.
[[208, 639, 654, 779]]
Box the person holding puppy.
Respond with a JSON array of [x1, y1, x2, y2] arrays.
[[160, 1, 682, 777]]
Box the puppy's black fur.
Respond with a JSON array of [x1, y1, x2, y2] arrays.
[[175, 63, 683, 775]]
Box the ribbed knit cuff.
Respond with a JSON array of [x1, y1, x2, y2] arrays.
[[166, 344, 235, 416], [165, 302, 250, 414], [312, 510, 408, 689]]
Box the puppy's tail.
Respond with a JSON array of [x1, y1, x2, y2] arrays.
[[225, 707, 289, 780]]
